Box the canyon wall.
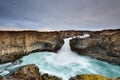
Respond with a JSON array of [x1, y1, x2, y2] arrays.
[[0, 29, 119, 64], [0, 31, 64, 63], [70, 29, 120, 65]]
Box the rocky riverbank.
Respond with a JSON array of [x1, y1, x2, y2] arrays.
[[0, 29, 120, 80], [0, 31, 64, 63], [70, 29, 120, 65], [0, 30, 92, 64], [0, 64, 62, 80], [0, 29, 120, 64], [0, 64, 119, 80]]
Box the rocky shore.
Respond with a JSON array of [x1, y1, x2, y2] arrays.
[[0, 31, 64, 63], [0, 64, 119, 80], [70, 29, 120, 65], [0, 64, 62, 80]]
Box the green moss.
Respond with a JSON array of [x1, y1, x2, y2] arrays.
[[69, 74, 116, 80]]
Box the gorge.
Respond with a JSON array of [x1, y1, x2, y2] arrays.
[[0, 29, 120, 80]]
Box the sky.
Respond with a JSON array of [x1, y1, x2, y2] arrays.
[[0, 0, 120, 31]]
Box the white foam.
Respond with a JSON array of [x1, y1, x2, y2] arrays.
[[75, 33, 90, 38]]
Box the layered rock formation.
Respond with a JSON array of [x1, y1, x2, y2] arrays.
[[0, 31, 64, 63], [70, 29, 120, 65], [0, 29, 120, 64]]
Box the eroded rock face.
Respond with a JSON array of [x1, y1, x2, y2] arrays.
[[0, 31, 64, 63], [70, 29, 120, 65], [0, 64, 41, 80], [69, 74, 117, 80], [11, 64, 42, 80]]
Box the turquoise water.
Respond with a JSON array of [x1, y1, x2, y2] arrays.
[[0, 38, 120, 80]]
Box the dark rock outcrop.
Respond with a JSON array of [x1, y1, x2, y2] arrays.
[[10, 64, 42, 80], [59, 30, 82, 39], [69, 74, 117, 80], [0, 31, 64, 63], [70, 29, 120, 65], [0, 64, 61, 80], [42, 74, 62, 80]]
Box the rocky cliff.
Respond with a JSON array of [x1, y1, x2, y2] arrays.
[[0, 31, 64, 63], [70, 29, 120, 65], [0, 29, 120, 65]]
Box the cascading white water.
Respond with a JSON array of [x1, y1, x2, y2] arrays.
[[0, 38, 120, 80], [46, 38, 84, 66]]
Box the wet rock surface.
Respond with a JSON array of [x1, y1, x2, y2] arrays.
[[70, 29, 120, 65], [42, 74, 62, 80], [11, 64, 42, 80], [69, 74, 118, 80], [0, 64, 62, 80], [0, 64, 119, 80], [0, 31, 64, 63]]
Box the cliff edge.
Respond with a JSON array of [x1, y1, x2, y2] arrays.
[[70, 29, 120, 65], [0, 31, 64, 63]]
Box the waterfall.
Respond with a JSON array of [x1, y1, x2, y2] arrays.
[[0, 38, 120, 80], [46, 38, 92, 67]]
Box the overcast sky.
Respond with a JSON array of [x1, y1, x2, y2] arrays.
[[0, 0, 120, 31]]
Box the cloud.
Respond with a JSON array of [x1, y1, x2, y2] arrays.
[[0, 26, 21, 31], [0, 0, 120, 30], [39, 27, 55, 32]]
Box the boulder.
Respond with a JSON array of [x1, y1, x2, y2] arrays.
[[0, 64, 61, 80], [10, 64, 42, 80], [42, 73, 62, 80]]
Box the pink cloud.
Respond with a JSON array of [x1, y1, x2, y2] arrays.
[[39, 27, 54, 32]]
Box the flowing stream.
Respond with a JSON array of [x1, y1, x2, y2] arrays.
[[0, 38, 120, 80]]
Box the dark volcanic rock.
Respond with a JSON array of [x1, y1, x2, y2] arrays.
[[0, 76, 3, 80], [42, 73, 62, 80], [10, 64, 42, 80], [0, 31, 64, 63], [0, 64, 41, 80], [70, 29, 120, 65]]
